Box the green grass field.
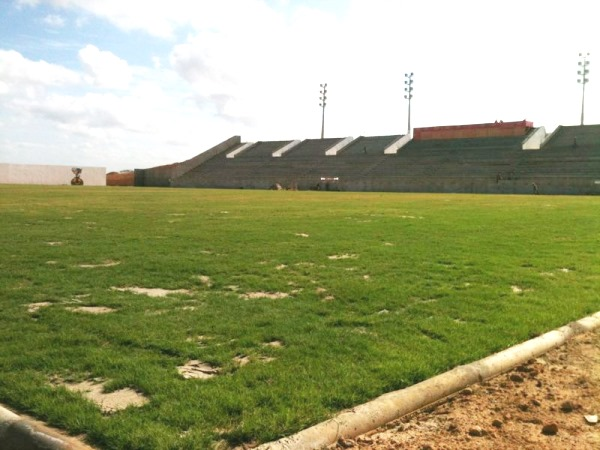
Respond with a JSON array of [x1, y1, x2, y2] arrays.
[[1, 185, 599, 449]]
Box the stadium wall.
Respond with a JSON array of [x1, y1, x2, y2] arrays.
[[336, 176, 600, 195], [173, 171, 600, 195], [413, 120, 534, 140], [0, 163, 106, 186], [135, 136, 241, 187]]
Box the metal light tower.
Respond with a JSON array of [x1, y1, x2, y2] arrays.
[[577, 53, 590, 126], [319, 83, 327, 139], [404, 73, 414, 135]]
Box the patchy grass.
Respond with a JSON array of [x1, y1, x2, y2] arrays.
[[1, 185, 600, 449]]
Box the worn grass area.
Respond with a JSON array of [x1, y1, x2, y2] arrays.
[[1, 185, 599, 449]]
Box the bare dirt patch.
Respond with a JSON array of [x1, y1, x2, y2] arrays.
[[336, 330, 600, 450], [240, 292, 289, 300], [263, 340, 284, 348], [46, 241, 63, 246], [196, 275, 213, 287], [399, 215, 423, 219], [295, 233, 310, 238], [180, 306, 196, 311], [61, 380, 148, 413], [27, 302, 52, 313], [78, 260, 120, 268], [177, 361, 220, 379], [187, 335, 213, 346], [144, 309, 168, 316], [112, 286, 192, 297], [66, 306, 116, 314], [259, 356, 276, 363], [233, 355, 251, 366], [328, 254, 358, 260], [295, 262, 314, 267]]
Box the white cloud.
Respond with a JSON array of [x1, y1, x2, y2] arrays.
[[42, 14, 65, 27], [20, 92, 125, 131], [4, 0, 600, 173], [35, 0, 285, 38], [0, 50, 82, 109], [39, 0, 190, 37], [0, 50, 81, 89], [78, 45, 132, 89]]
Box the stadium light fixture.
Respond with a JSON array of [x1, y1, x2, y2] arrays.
[[404, 73, 414, 135], [319, 83, 327, 139], [577, 53, 590, 126]]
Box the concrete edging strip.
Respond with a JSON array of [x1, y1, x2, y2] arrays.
[[0, 404, 95, 450], [258, 311, 600, 450]]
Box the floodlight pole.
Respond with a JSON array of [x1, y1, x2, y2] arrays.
[[319, 83, 327, 139], [577, 53, 590, 126], [404, 73, 414, 135]]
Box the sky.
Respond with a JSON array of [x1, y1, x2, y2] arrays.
[[0, 0, 598, 172]]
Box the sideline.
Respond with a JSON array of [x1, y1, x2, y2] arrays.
[[257, 311, 600, 450]]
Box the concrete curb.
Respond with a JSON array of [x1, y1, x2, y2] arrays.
[[0, 404, 95, 450], [257, 311, 600, 450]]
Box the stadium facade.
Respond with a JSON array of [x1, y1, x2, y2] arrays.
[[134, 121, 600, 195]]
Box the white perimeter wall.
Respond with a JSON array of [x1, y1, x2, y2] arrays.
[[0, 164, 106, 186]]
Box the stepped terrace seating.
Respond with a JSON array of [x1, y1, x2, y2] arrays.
[[401, 134, 528, 153], [339, 135, 403, 155], [167, 123, 600, 194], [361, 135, 528, 178], [543, 125, 600, 150], [510, 125, 600, 179], [173, 138, 342, 188], [284, 138, 346, 158], [234, 140, 294, 158]]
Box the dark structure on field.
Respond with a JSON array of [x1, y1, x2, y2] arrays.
[[135, 122, 600, 195]]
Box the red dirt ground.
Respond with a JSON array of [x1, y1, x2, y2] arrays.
[[333, 330, 600, 450]]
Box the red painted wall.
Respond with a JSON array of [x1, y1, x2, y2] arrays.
[[107, 171, 135, 186], [413, 120, 533, 140]]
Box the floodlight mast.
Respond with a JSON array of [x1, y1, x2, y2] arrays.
[[319, 83, 327, 139], [577, 53, 590, 126], [404, 73, 414, 135]]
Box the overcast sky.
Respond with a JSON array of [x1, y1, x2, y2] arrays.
[[1, 0, 598, 172]]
